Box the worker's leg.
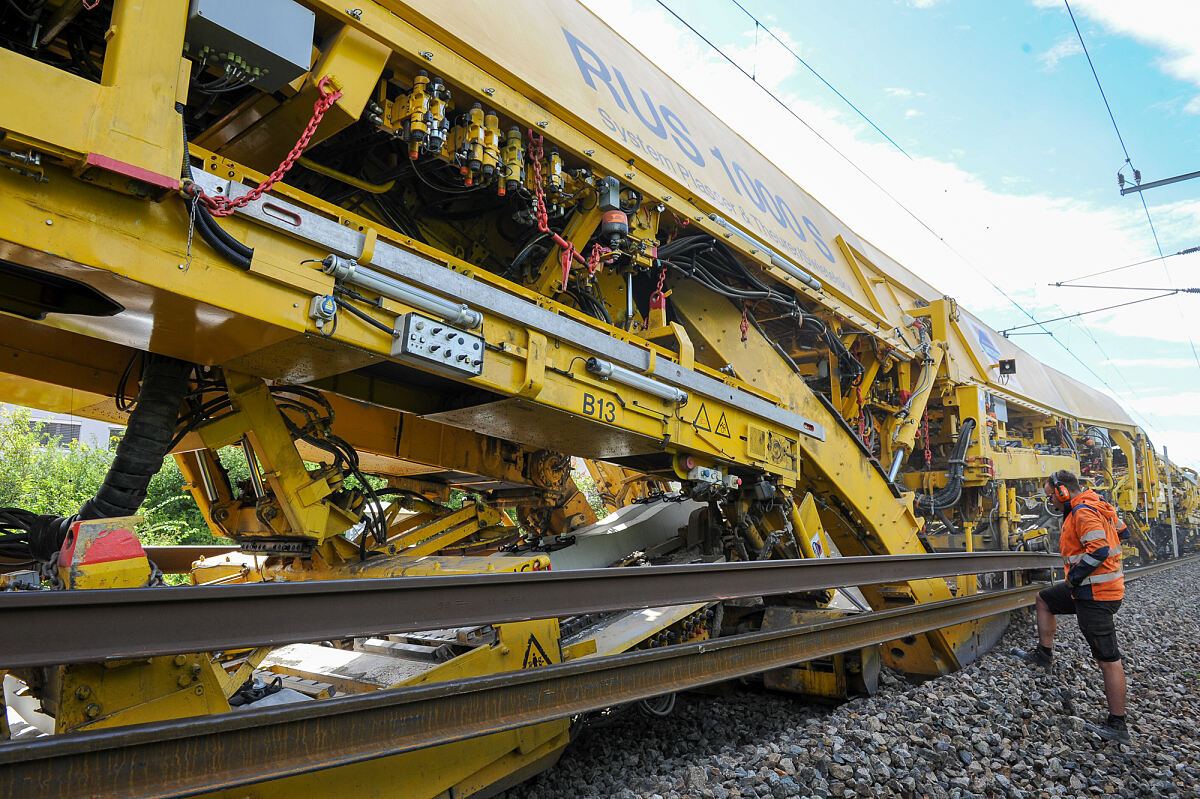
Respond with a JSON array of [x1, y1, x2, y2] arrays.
[[1098, 659, 1126, 716], [1036, 592, 1057, 648], [1079, 599, 1124, 715], [1036, 581, 1076, 648]]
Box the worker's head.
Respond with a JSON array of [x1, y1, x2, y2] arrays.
[[1044, 469, 1081, 510]]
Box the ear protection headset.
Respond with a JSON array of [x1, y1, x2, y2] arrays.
[[1047, 473, 1071, 504]]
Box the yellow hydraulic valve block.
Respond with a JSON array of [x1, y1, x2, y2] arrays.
[[404, 70, 432, 159], [500, 126, 525, 196], [462, 103, 486, 187], [483, 108, 502, 189]]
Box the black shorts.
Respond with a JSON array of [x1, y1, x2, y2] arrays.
[[1039, 580, 1122, 662]]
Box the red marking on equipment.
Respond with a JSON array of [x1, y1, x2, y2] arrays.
[[60, 521, 145, 566], [84, 153, 180, 191]]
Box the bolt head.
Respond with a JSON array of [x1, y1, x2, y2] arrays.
[[85, 704, 101, 718], [74, 685, 91, 700]]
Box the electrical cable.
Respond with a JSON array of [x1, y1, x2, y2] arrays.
[[650, 1, 1127, 401], [1064, 0, 1200, 370], [332, 295, 397, 336], [913, 418, 975, 513], [999, 292, 1182, 336], [177, 106, 253, 269], [726, 0, 910, 158], [1055, 245, 1199, 286], [1054, 283, 1198, 293]]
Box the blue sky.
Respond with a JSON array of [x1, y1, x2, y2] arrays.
[[586, 0, 1200, 467]]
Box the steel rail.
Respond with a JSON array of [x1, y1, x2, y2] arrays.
[[0, 554, 1193, 799], [0, 551, 1058, 669], [0, 584, 1044, 798]]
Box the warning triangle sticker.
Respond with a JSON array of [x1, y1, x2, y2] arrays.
[[693, 403, 711, 432], [714, 412, 731, 438], [521, 634, 552, 669]]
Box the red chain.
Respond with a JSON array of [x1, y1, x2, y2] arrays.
[[739, 304, 750, 342], [649, 264, 668, 311], [922, 409, 932, 467], [527, 129, 593, 286], [188, 76, 343, 216], [559, 241, 576, 291], [667, 211, 690, 243], [587, 243, 610, 277]]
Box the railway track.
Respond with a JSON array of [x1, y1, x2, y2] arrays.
[[0, 551, 1057, 669], [2, 553, 1194, 799]]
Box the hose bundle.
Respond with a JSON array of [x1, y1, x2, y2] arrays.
[[914, 418, 976, 514], [0, 354, 191, 563], [657, 236, 864, 381]]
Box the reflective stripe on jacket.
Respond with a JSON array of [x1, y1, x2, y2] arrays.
[[1060, 489, 1124, 600]]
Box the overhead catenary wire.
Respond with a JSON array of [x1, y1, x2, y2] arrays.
[[1052, 283, 1198, 293], [726, 0, 911, 158], [999, 292, 1182, 336], [649, 0, 1137, 404], [1063, 0, 1200, 370], [1055, 245, 1200, 286]]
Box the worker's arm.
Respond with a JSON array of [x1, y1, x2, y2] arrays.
[[1067, 507, 1112, 587]]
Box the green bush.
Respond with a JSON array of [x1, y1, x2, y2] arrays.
[[0, 408, 112, 517], [0, 408, 229, 546]]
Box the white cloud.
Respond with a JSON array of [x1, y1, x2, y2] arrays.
[[885, 87, 925, 98], [1038, 35, 1083, 69], [904, 108, 923, 118], [1103, 357, 1199, 369], [1122, 392, 1200, 417], [582, 0, 1200, 465], [1036, 0, 1200, 91], [1186, 96, 1200, 114]]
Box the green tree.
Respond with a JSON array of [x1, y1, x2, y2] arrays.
[[0, 408, 242, 546], [0, 408, 112, 516]]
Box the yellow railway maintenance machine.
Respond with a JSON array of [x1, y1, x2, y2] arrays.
[[0, 1, 1173, 796]]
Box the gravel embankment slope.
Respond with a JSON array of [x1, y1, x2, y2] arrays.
[[503, 558, 1200, 798]]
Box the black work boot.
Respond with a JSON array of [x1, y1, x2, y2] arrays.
[[1012, 644, 1054, 672], [1092, 714, 1131, 744]]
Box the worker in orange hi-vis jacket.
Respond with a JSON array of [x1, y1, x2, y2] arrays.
[[1017, 469, 1129, 743]]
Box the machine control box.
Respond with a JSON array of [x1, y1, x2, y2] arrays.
[[185, 0, 315, 93], [394, 313, 485, 378]]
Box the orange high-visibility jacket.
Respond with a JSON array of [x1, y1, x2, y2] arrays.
[[1060, 489, 1125, 601]]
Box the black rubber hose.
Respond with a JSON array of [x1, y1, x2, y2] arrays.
[[915, 418, 976, 514], [177, 104, 254, 269], [193, 208, 253, 269], [25, 354, 191, 561]]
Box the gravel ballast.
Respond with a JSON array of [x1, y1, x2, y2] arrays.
[[502, 558, 1200, 798]]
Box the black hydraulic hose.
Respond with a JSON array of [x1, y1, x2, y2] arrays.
[[915, 418, 976, 514], [25, 355, 191, 561], [193, 208, 253, 269], [177, 105, 253, 269]]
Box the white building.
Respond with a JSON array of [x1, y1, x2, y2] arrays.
[[1, 404, 121, 448]]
